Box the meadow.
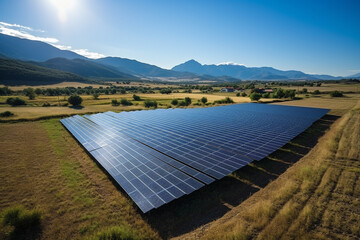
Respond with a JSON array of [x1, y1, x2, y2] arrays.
[[0, 82, 359, 239]]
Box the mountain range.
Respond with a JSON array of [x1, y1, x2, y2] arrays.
[[0, 33, 358, 85], [172, 60, 341, 81]]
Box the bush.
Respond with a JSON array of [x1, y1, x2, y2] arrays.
[[144, 100, 158, 108], [241, 92, 247, 97], [6, 97, 26, 106], [92, 93, 100, 100], [160, 88, 172, 94], [178, 101, 187, 106], [236, 92, 240, 97], [2, 205, 41, 239], [42, 102, 51, 107], [171, 99, 178, 105], [111, 99, 119, 106], [249, 93, 261, 101], [23, 88, 36, 100], [214, 97, 234, 104], [184, 97, 192, 106], [330, 91, 343, 97], [120, 99, 133, 106], [201, 97, 208, 104], [313, 90, 320, 94], [133, 94, 141, 101], [0, 111, 14, 117], [68, 95, 83, 106]]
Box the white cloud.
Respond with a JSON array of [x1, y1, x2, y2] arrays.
[[72, 49, 105, 59], [0, 22, 58, 43], [0, 21, 106, 59], [216, 61, 246, 66]]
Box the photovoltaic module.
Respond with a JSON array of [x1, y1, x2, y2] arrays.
[[60, 103, 329, 212]]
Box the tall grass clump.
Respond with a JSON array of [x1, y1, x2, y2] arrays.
[[92, 226, 140, 240], [1, 205, 42, 239]]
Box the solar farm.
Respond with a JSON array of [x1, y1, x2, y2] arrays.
[[60, 103, 329, 213]]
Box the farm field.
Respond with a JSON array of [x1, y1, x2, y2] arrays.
[[0, 92, 260, 121], [0, 91, 359, 239]]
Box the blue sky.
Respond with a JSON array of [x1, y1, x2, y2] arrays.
[[0, 0, 359, 76]]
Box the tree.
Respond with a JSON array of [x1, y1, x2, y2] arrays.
[[144, 100, 158, 108], [24, 88, 36, 100], [330, 91, 343, 97], [133, 94, 141, 101], [68, 95, 83, 106], [249, 93, 261, 101], [313, 90, 320, 94], [302, 88, 308, 93], [241, 92, 247, 97], [120, 99, 133, 106], [6, 97, 26, 106], [236, 92, 240, 97], [111, 99, 119, 106], [184, 97, 191, 106], [171, 99, 178, 105], [201, 97, 208, 104], [92, 92, 100, 100], [160, 88, 172, 94]]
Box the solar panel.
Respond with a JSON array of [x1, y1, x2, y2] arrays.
[[60, 103, 329, 212]]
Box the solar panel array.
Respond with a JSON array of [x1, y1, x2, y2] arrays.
[[60, 103, 329, 212]]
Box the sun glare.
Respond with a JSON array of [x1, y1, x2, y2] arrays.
[[50, 0, 77, 22]]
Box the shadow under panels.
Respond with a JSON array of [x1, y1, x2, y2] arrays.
[[60, 103, 329, 213]]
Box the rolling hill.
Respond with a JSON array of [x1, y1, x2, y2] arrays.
[[35, 58, 138, 80], [0, 57, 87, 85], [94, 57, 198, 78], [0, 33, 85, 62]]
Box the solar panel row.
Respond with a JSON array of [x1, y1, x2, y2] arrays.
[[61, 103, 329, 212]]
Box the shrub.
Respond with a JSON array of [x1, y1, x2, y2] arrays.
[[201, 97, 208, 104], [160, 88, 172, 94], [23, 88, 36, 100], [236, 92, 240, 97], [241, 92, 247, 97], [262, 93, 270, 98], [42, 102, 51, 107], [184, 97, 192, 106], [144, 100, 158, 108], [178, 101, 187, 106], [6, 97, 26, 106], [171, 99, 178, 105], [120, 99, 133, 106], [313, 90, 320, 94], [68, 95, 83, 106], [92, 93, 100, 100], [330, 91, 343, 97], [133, 94, 141, 101], [0, 111, 14, 117], [111, 99, 119, 106], [249, 93, 261, 101], [2, 205, 41, 239], [214, 97, 234, 104]]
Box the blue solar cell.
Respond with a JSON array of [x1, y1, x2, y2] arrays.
[[61, 103, 329, 212]]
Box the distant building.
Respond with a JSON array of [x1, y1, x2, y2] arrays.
[[220, 87, 234, 92]]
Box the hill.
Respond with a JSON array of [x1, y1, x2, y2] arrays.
[[0, 33, 85, 62], [35, 58, 138, 80], [0, 57, 86, 85], [172, 59, 341, 80], [95, 57, 198, 78]]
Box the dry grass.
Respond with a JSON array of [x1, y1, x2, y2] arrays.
[[0, 119, 160, 239], [176, 99, 360, 240]]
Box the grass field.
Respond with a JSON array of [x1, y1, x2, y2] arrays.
[[0, 92, 262, 121], [0, 86, 359, 239]]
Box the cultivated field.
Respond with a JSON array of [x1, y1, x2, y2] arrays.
[[0, 84, 359, 239]]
